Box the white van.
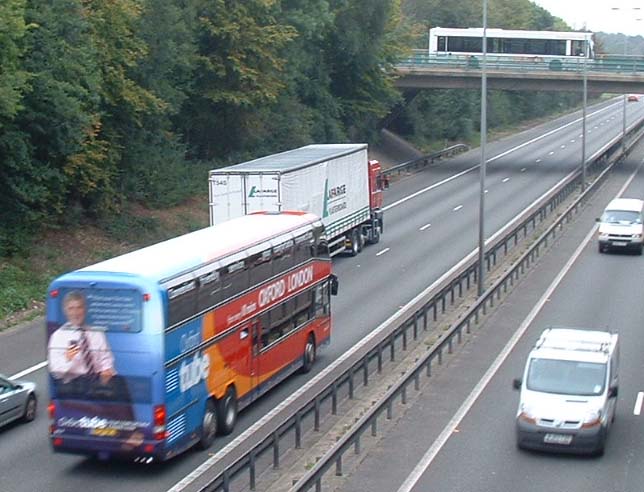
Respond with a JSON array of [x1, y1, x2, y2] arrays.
[[513, 328, 619, 455], [597, 197, 644, 254]]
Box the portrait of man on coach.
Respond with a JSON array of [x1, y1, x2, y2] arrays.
[[48, 290, 117, 390]]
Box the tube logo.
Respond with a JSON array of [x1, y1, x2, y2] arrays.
[[179, 352, 210, 392]]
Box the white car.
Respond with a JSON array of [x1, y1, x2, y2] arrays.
[[0, 373, 37, 428]]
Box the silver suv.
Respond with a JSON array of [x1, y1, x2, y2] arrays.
[[513, 328, 618, 455]]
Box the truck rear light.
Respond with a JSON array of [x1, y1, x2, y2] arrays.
[[153, 405, 167, 440], [48, 401, 56, 420], [53, 438, 63, 447]]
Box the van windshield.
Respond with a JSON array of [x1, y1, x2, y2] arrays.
[[601, 210, 641, 225], [526, 358, 606, 396]]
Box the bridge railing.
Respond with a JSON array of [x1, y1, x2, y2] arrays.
[[399, 50, 644, 75]]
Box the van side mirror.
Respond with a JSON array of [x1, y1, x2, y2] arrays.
[[595, 217, 600, 222], [608, 385, 618, 398], [512, 378, 522, 390], [330, 274, 339, 296]]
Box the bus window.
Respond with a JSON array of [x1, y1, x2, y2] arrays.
[[220, 258, 249, 300], [247, 248, 273, 285], [272, 239, 295, 275], [197, 269, 222, 312], [293, 232, 313, 265], [315, 282, 330, 316], [168, 279, 198, 326], [437, 36, 446, 52], [294, 290, 313, 327]]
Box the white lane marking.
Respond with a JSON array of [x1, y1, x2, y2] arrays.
[[536, 159, 541, 163], [634, 392, 644, 416], [10, 361, 48, 380], [396, 156, 643, 492], [453, 205, 463, 212], [549, 151, 555, 155], [382, 102, 619, 213], [502, 177, 510, 183], [484, 189, 488, 194], [579, 134, 583, 138], [560, 145, 566, 149], [570, 139, 576, 143], [419, 224, 431, 231], [520, 168, 526, 172], [376, 248, 390, 256]]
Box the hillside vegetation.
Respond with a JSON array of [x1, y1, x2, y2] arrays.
[[0, 0, 631, 326]]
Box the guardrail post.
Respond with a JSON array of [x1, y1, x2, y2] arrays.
[[332, 382, 338, 415], [273, 431, 280, 469], [223, 469, 230, 492], [390, 334, 395, 361], [349, 367, 355, 399], [402, 384, 407, 404], [414, 372, 420, 391], [377, 345, 383, 372], [413, 313, 418, 340], [363, 358, 369, 386], [250, 450, 257, 491], [355, 434, 361, 454], [315, 398, 321, 431], [402, 325, 408, 351], [336, 456, 343, 476], [295, 412, 302, 449], [372, 419, 378, 437]]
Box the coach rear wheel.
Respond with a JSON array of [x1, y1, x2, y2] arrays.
[[217, 386, 238, 436], [197, 400, 218, 449], [301, 335, 316, 373]]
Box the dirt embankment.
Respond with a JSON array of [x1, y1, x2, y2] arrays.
[[370, 129, 424, 168]]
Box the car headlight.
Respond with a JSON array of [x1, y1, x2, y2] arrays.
[[632, 233, 642, 239]]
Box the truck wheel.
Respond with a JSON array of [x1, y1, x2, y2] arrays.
[[349, 230, 360, 256], [217, 386, 238, 435], [197, 400, 218, 450], [370, 223, 381, 244]]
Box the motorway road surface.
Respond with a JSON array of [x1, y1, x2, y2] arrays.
[[339, 139, 644, 492], [0, 98, 643, 492]]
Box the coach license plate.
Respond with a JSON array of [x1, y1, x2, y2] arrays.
[[544, 433, 572, 445]]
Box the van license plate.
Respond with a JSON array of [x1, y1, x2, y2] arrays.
[[612, 241, 627, 246], [544, 433, 572, 445]]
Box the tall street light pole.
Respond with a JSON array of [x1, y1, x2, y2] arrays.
[[581, 44, 587, 192], [477, 0, 488, 297]]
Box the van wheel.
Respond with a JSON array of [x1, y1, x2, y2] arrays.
[[197, 400, 218, 450], [598, 243, 604, 253], [638, 245, 643, 256], [217, 387, 237, 435], [301, 335, 316, 373]]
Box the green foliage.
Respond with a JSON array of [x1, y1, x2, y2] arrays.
[[0, 0, 29, 126], [98, 212, 160, 243], [0, 263, 48, 317]]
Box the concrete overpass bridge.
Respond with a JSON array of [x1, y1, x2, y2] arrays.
[[395, 51, 644, 93]]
